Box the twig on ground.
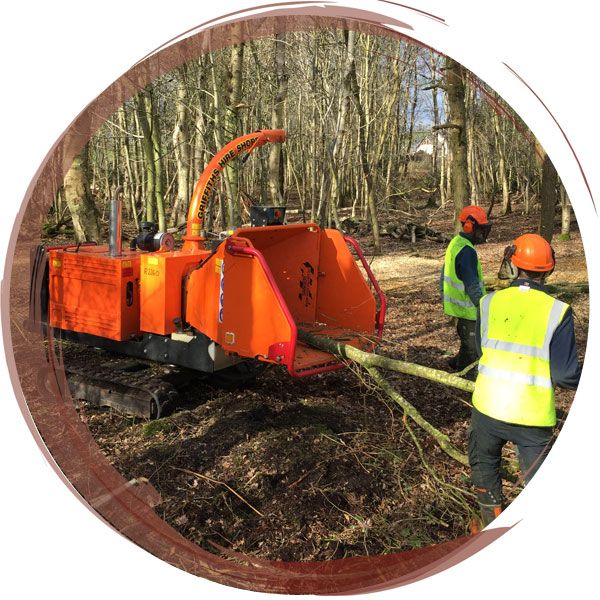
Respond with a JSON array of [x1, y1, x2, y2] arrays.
[[174, 467, 265, 517]]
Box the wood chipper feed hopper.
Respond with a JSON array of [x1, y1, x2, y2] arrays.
[[185, 221, 386, 376]]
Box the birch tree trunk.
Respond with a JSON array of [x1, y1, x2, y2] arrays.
[[63, 148, 101, 243], [559, 183, 572, 240]]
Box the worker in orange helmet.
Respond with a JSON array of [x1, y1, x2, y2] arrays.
[[469, 233, 581, 527], [441, 205, 491, 377]]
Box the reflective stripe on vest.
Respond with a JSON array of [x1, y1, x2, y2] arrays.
[[477, 365, 553, 389], [472, 286, 568, 427], [442, 235, 485, 320]]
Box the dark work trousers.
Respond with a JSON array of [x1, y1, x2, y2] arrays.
[[468, 406, 554, 504], [455, 318, 479, 372]]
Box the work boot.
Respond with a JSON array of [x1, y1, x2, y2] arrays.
[[475, 487, 503, 527], [478, 503, 503, 527], [469, 503, 502, 534]]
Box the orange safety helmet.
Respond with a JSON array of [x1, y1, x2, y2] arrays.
[[510, 233, 555, 272], [459, 205, 489, 234]]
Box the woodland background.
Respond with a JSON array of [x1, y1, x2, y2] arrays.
[[51, 26, 573, 248]]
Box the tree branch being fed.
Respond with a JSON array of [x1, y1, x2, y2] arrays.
[[297, 329, 473, 466], [297, 329, 475, 393]]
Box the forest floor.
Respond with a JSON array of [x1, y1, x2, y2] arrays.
[[42, 200, 590, 561]]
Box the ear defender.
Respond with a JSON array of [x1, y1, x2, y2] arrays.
[[498, 244, 518, 280], [463, 217, 474, 234]]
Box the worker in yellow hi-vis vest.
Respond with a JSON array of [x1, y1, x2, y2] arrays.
[[469, 233, 581, 527], [442, 205, 491, 377]]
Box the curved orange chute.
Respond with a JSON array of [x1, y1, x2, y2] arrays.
[[182, 129, 285, 252]]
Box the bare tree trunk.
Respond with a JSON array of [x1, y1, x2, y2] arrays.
[[536, 141, 558, 242], [474, 144, 486, 202], [225, 35, 245, 228], [430, 52, 441, 196], [268, 32, 287, 205], [328, 31, 354, 227], [466, 84, 480, 204], [130, 105, 144, 219], [440, 134, 448, 207], [135, 90, 156, 225], [117, 106, 139, 231], [493, 107, 510, 214], [347, 31, 381, 253], [559, 182, 572, 240], [209, 54, 233, 231], [444, 57, 470, 230], [147, 91, 166, 232], [63, 148, 101, 242], [298, 329, 471, 466], [171, 66, 191, 227], [309, 37, 320, 222], [402, 61, 419, 178]]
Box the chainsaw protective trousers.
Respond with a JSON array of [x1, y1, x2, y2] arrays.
[[468, 407, 554, 503]]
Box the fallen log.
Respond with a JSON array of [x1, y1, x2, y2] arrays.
[[379, 222, 450, 244], [298, 332, 523, 484]]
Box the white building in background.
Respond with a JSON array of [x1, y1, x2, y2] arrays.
[[413, 131, 448, 158]]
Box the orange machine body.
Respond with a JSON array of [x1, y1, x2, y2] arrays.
[[185, 223, 380, 376], [48, 245, 141, 341], [139, 251, 208, 335], [47, 225, 384, 377]]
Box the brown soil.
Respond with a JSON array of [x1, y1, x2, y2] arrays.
[[47, 200, 591, 561]]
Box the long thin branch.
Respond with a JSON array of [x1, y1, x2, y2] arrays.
[[298, 329, 475, 393], [366, 366, 468, 466]]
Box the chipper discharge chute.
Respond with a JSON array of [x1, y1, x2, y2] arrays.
[[29, 129, 387, 417]]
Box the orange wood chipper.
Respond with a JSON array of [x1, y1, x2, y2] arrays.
[[29, 130, 387, 417]]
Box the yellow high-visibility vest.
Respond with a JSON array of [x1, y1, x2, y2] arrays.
[[472, 285, 569, 426], [443, 235, 485, 320]]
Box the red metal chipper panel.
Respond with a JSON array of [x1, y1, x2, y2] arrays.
[[48, 245, 141, 341]]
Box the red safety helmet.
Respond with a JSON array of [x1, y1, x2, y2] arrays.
[[510, 233, 555, 272], [459, 205, 489, 234]]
